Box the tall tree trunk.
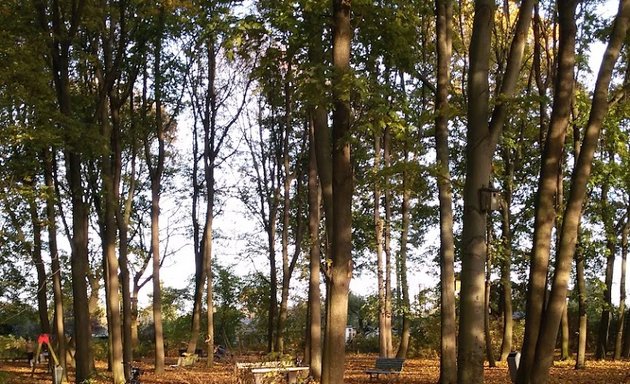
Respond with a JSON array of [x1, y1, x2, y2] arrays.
[[321, 1, 353, 383], [615, 218, 629, 359], [484, 221, 495, 367], [148, 7, 167, 372], [499, 187, 513, 361], [561, 300, 570, 360], [26, 189, 51, 335], [457, 1, 495, 382], [517, 1, 577, 381], [572, 99, 586, 370], [528, 2, 630, 382], [396, 145, 412, 359], [596, 168, 615, 360], [118, 99, 138, 372], [306, 116, 322, 380], [34, 1, 91, 379], [68, 153, 92, 381], [101, 106, 125, 384], [575, 234, 587, 369], [374, 132, 387, 357], [188, 95, 204, 354], [43, 148, 67, 381], [276, 60, 294, 354], [459, 0, 536, 379], [383, 127, 394, 357], [435, 0, 457, 381], [203, 33, 219, 368]]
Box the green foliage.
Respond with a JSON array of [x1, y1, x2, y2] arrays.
[[0, 335, 27, 360]]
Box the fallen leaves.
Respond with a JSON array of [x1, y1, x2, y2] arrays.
[[1, 353, 629, 383]]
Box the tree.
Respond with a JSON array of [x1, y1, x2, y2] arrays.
[[435, 0, 456, 381], [320, 1, 353, 383], [525, 1, 630, 382], [32, 0, 93, 380]]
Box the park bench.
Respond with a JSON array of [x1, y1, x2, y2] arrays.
[[365, 357, 405, 381]]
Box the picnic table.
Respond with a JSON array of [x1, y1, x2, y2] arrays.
[[250, 366, 310, 384], [235, 361, 310, 384]]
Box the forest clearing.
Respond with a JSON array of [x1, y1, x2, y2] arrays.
[[2, 354, 630, 384], [4, 0, 630, 383]]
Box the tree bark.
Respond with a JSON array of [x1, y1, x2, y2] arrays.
[[43, 148, 68, 381], [374, 131, 386, 357], [276, 59, 294, 354], [396, 144, 412, 359], [321, 1, 353, 383], [517, 1, 577, 381], [457, 1, 495, 382], [147, 7, 167, 372], [383, 127, 394, 357], [596, 162, 615, 360], [435, 0, 457, 381], [499, 188, 513, 361], [306, 116, 322, 381], [26, 189, 51, 335], [615, 218, 629, 359], [33, 0, 92, 379], [528, 1, 630, 382], [561, 299, 570, 360], [484, 221, 495, 367], [575, 236, 587, 369]]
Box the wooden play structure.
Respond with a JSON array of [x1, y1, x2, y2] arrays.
[[31, 333, 63, 383]]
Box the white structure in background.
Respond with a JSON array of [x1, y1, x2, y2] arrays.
[[345, 326, 357, 343]]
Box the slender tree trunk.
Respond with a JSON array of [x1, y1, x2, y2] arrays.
[[321, 2, 352, 383], [529, 2, 630, 382], [596, 175, 615, 360], [188, 103, 204, 354], [383, 127, 394, 357], [572, 101, 586, 370], [148, 7, 167, 372], [374, 132, 387, 357], [435, 1, 457, 381], [575, 237, 587, 369], [26, 191, 51, 335], [43, 148, 67, 381], [101, 112, 125, 384], [517, 1, 577, 381], [306, 117, 322, 380], [203, 33, 219, 368], [118, 113, 137, 371], [396, 146, 412, 359], [499, 192, 513, 361], [561, 300, 570, 360], [484, 221, 495, 367], [276, 60, 294, 354], [615, 219, 628, 359]]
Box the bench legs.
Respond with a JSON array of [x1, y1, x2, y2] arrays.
[[253, 371, 300, 384]]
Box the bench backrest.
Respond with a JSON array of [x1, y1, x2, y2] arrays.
[[374, 358, 405, 372]]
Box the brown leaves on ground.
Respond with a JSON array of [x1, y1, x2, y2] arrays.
[[2, 353, 630, 383]]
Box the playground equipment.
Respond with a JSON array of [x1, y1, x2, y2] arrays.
[[31, 333, 64, 384]]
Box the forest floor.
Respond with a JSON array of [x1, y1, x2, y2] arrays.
[[2, 353, 630, 383]]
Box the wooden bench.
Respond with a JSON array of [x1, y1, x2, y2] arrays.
[[365, 358, 404, 381], [250, 366, 310, 384]]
